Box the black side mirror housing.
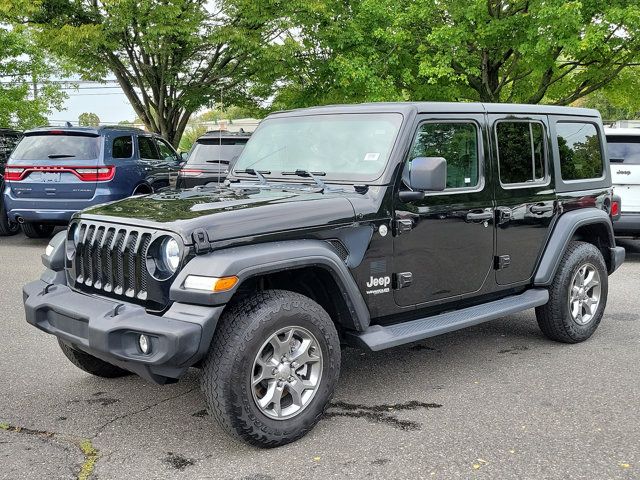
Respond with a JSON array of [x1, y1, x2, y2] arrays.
[[399, 157, 447, 201]]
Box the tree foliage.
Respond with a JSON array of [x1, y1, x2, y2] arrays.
[[78, 112, 100, 126], [0, 26, 65, 129], [2, 0, 284, 146], [269, 0, 640, 109]]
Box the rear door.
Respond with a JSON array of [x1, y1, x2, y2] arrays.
[[490, 114, 557, 285], [6, 131, 102, 200], [607, 134, 640, 213]]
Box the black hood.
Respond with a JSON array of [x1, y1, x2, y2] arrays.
[[80, 184, 358, 243]]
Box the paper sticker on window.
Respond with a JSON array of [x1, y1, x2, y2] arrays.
[[465, 177, 471, 184], [364, 153, 380, 161]]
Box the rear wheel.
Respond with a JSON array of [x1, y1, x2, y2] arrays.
[[536, 241, 608, 343], [0, 199, 19, 236], [22, 222, 55, 238], [58, 339, 131, 378], [201, 290, 341, 448]]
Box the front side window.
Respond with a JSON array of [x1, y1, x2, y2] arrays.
[[408, 122, 479, 189], [138, 136, 160, 160], [496, 121, 546, 185], [112, 136, 133, 159], [232, 113, 403, 182], [155, 138, 178, 161], [557, 123, 604, 180]]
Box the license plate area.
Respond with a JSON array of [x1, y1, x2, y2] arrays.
[[41, 172, 61, 182]]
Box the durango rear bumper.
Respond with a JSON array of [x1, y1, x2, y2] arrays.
[[23, 278, 223, 384]]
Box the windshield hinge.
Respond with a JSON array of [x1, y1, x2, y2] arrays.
[[192, 228, 211, 254]]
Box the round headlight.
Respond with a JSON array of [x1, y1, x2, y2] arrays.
[[161, 237, 180, 272]]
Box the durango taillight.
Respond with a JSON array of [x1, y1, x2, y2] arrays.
[[4, 167, 25, 181], [178, 169, 204, 177], [3, 165, 115, 182]]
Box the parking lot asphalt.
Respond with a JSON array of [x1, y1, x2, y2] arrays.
[[1, 233, 639, 480]]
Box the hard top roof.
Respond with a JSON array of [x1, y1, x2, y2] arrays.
[[268, 101, 600, 118], [604, 127, 640, 136]]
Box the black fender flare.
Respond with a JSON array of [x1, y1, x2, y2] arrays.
[[170, 239, 371, 330], [534, 208, 621, 286]]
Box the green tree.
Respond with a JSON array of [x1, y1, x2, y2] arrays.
[[579, 67, 640, 120], [0, 26, 65, 129], [270, 0, 640, 109], [78, 112, 100, 126], [2, 0, 284, 146]]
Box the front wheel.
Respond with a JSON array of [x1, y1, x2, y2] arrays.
[[22, 222, 55, 238], [201, 290, 341, 448], [536, 241, 608, 343]]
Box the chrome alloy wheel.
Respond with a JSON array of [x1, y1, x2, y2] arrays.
[[568, 263, 601, 326], [251, 326, 323, 420]]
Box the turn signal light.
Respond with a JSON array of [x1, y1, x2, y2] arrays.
[[184, 275, 239, 292]]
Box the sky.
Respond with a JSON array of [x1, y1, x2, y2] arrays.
[[49, 83, 136, 125]]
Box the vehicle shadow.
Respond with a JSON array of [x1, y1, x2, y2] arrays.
[[616, 237, 640, 262]]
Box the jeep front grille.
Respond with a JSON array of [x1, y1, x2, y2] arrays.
[[68, 221, 168, 310]]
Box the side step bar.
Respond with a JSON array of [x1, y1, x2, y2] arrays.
[[347, 289, 549, 351]]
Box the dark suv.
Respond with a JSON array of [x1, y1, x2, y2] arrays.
[[0, 128, 23, 236], [3, 126, 181, 238], [23, 103, 624, 447], [176, 130, 251, 188]]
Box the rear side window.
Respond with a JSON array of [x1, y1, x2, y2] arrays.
[[496, 122, 546, 185], [138, 137, 160, 160], [557, 122, 604, 180], [409, 122, 479, 189], [607, 135, 640, 165], [112, 136, 133, 159], [10, 134, 100, 161]]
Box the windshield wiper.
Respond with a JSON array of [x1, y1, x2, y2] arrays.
[[282, 169, 327, 191], [235, 168, 271, 184], [48, 154, 76, 159]]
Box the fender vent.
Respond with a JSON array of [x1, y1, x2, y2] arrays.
[[326, 239, 349, 262]]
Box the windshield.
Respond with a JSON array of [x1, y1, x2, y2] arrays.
[[187, 139, 248, 165], [10, 134, 101, 161], [607, 136, 640, 165], [232, 113, 403, 182]]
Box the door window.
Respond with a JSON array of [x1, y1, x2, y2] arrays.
[[409, 122, 480, 189], [112, 136, 133, 159], [557, 123, 604, 180], [155, 138, 178, 162], [496, 121, 546, 185], [138, 136, 160, 160]]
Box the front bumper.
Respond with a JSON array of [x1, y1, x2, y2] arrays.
[[24, 278, 223, 383], [613, 213, 640, 236]]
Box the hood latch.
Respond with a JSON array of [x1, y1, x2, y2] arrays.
[[192, 228, 212, 254]]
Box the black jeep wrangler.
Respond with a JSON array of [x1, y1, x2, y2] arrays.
[[23, 103, 624, 447]]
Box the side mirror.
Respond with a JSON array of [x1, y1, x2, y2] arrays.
[[399, 157, 447, 201], [179, 151, 189, 161]]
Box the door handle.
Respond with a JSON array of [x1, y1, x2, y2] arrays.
[[529, 203, 554, 214], [466, 210, 493, 222]]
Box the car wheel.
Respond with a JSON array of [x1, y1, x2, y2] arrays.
[[0, 200, 19, 236], [58, 339, 131, 378], [22, 222, 55, 238], [536, 241, 608, 343], [201, 290, 341, 448]]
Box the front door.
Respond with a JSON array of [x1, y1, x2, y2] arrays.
[[489, 114, 557, 285], [393, 115, 495, 307], [137, 136, 168, 190]]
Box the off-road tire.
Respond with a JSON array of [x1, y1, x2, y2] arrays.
[[58, 339, 131, 378], [201, 290, 341, 448], [0, 198, 19, 236], [536, 241, 608, 343], [22, 222, 55, 239]]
